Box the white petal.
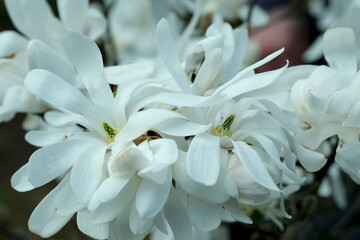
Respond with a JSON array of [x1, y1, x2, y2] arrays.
[[25, 126, 81, 147], [5, 0, 63, 49], [221, 61, 288, 99], [24, 69, 102, 131], [71, 140, 107, 203], [192, 48, 223, 95], [323, 28, 357, 74], [224, 199, 252, 224], [62, 31, 113, 114], [0, 30, 28, 57], [154, 118, 210, 137], [52, 174, 83, 216], [84, 7, 107, 40], [57, 0, 88, 32], [164, 191, 192, 240], [294, 140, 327, 172], [344, 100, 360, 128], [295, 123, 340, 149], [91, 176, 140, 224], [336, 142, 360, 170], [133, 92, 225, 111], [214, 48, 285, 95], [88, 176, 131, 210], [44, 111, 82, 127], [129, 203, 154, 235], [239, 5, 269, 27], [110, 147, 149, 178], [156, 18, 192, 94], [28, 178, 74, 238], [77, 208, 109, 240], [154, 210, 168, 235], [136, 169, 172, 218], [11, 163, 35, 192], [110, 209, 147, 240], [232, 140, 280, 191], [187, 133, 221, 186], [27, 40, 82, 88], [308, 65, 351, 99], [187, 196, 222, 231], [138, 139, 178, 184], [105, 62, 155, 85], [28, 138, 89, 187], [173, 151, 230, 204], [115, 108, 189, 142], [112, 79, 161, 127], [241, 131, 304, 183], [2, 85, 47, 115], [303, 35, 323, 63]]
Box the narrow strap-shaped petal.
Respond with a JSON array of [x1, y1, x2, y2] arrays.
[[63, 31, 113, 116], [84, 7, 107, 40], [77, 208, 109, 240], [28, 138, 93, 187], [0, 30, 28, 57], [156, 18, 192, 94], [24, 69, 103, 132], [71, 140, 108, 203], [294, 140, 327, 172], [232, 140, 280, 192], [136, 169, 172, 218], [224, 198, 253, 224], [129, 203, 154, 235], [186, 133, 221, 186], [187, 196, 222, 231], [25, 125, 82, 147], [164, 191, 192, 240], [27, 39, 82, 88], [5, 0, 63, 50], [221, 61, 288, 99], [2, 85, 47, 115], [11, 163, 35, 192], [57, 0, 88, 32], [105, 62, 155, 85], [192, 48, 223, 95], [88, 176, 132, 211], [115, 108, 190, 142], [173, 151, 230, 204], [28, 176, 74, 238], [323, 28, 357, 74], [213, 48, 284, 95]]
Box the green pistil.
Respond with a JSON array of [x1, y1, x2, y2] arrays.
[[103, 122, 120, 142], [211, 114, 235, 137], [113, 91, 117, 97], [222, 114, 235, 130]]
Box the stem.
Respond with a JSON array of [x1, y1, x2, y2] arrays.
[[247, 0, 257, 34]]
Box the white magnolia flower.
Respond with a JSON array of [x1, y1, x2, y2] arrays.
[[171, 98, 305, 233], [11, 31, 218, 238], [108, 0, 186, 63], [0, 38, 81, 122], [0, 0, 106, 123], [291, 27, 360, 183]]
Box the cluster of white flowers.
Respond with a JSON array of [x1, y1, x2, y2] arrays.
[[1, 0, 360, 239]]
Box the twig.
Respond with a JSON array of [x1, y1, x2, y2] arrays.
[[246, 0, 257, 34]]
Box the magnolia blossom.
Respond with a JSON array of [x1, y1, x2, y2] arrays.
[[291, 27, 360, 182], [11, 30, 224, 238], [305, 0, 360, 64], [0, 0, 106, 123]]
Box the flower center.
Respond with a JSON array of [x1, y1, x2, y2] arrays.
[[103, 122, 120, 142], [211, 114, 235, 137]]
